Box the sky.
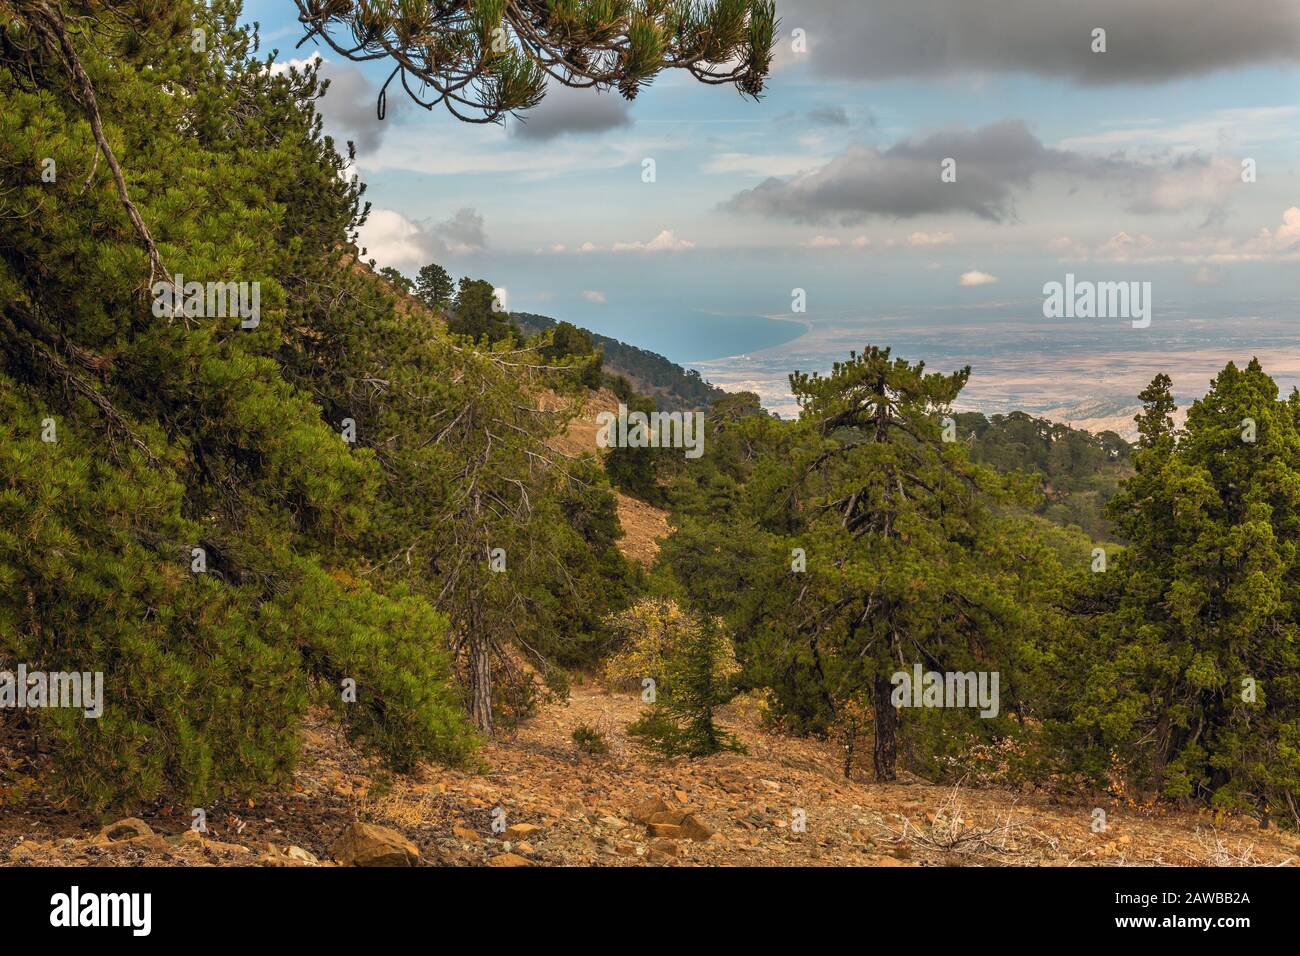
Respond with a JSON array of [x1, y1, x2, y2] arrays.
[[241, 1, 1300, 423]]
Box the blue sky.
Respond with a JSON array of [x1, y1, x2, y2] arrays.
[[243, 1, 1299, 365]]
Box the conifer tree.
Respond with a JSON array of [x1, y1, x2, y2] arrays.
[[739, 347, 1032, 780], [292, 0, 776, 122], [0, 0, 477, 808], [1068, 361, 1300, 821]]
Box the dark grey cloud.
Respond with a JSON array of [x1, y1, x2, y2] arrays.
[[432, 208, 487, 252], [314, 60, 407, 155], [721, 120, 1231, 224], [509, 84, 633, 140], [780, 0, 1300, 84], [807, 105, 850, 126]]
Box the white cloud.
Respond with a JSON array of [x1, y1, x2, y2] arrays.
[[704, 152, 829, 178], [959, 270, 999, 287], [359, 209, 432, 270], [611, 229, 696, 253], [359, 208, 486, 270], [907, 231, 955, 247], [582, 290, 608, 304]]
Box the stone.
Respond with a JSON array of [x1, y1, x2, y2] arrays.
[[504, 823, 542, 840], [648, 809, 688, 826], [96, 818, 154, 844], [679, 814, 714, 841], [452, 826, 480, 842], [487, 852, 533, 867], [284, 845, 319, 864], [630, 797, 672, 824], [332, 822, 419, 867], [648, 823, 683, 839]]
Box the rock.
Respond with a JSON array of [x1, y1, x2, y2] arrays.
[[679, 814, 714, 842], [487, 852, 533, 867], [452, 826, 480, 842], [332, 822, 419, 867], [504, 823, 542, 840], [9, 841, 41, 861], [598, 816, 627, 829], [630, 797, 672, 824], [96, 818, 154, 844], [284, 845, 319, 864], [648, 823, 683, 839], [673, 790, 690, 805], [875, 855, 909, 867], [650, 839, 679, 857], [648, 809, 688, 826], [647, 847, 676, 865]]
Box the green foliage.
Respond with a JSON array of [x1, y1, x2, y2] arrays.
[[955, 410, 1133, 540], [448, 276, 516, 343], [414, 262, 453, 309], [513, 311, 726, 410], [612, 600, 742, 758], [1052, 361, 1300, 822], [293, 0, 776, 123], [571, 723, 610, 756], [379, 266, 414, 295], [0, 0, 477, 809], [601, 393, 676, 505]]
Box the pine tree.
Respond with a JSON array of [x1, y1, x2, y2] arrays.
[[292, 0, 777, 122], [1070, 361, 1300, 821], [739, 347, 1032, 780], [609, 600, 742, 757], [414, 262, 453, 309], [0, 0, 476, 808]]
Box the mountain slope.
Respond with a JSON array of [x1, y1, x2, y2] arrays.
[[514, 312, 725, 411]]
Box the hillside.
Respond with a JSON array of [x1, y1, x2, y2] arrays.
[[514, 312, 726, 411], [6, 680, 1295, 868], [541, 386, 671, 566]]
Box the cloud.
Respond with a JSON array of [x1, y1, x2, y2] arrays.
[[959, 270, 999, 286], [435, 208, 487, 252], [807, 106, 850, 126], [611, 229, 696, 253], [722, 120, 1236, 224], [778, 0, 1300, 84], [1189, 265, 1228, 286], [1046, 209, 1300, 265], [722, 121, 1106, 223], [359, 207, 487, 269], [582, 290, 608, 304], [509, 84, 633, 140], [704, 152, 829, 177], [906, 231, 955, 247], [272, 53, 406, 155]]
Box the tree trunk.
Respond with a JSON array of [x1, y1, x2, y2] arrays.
[[872, 673, 898, 781], [469, 636, 493, 736]]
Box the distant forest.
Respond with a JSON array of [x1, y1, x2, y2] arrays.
[[513, 312, 726, 411]]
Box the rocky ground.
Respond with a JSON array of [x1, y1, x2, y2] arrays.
[[3, 678, 1297, 868]]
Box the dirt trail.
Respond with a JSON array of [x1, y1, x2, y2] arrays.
[[4, 680, 1296, 867]]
